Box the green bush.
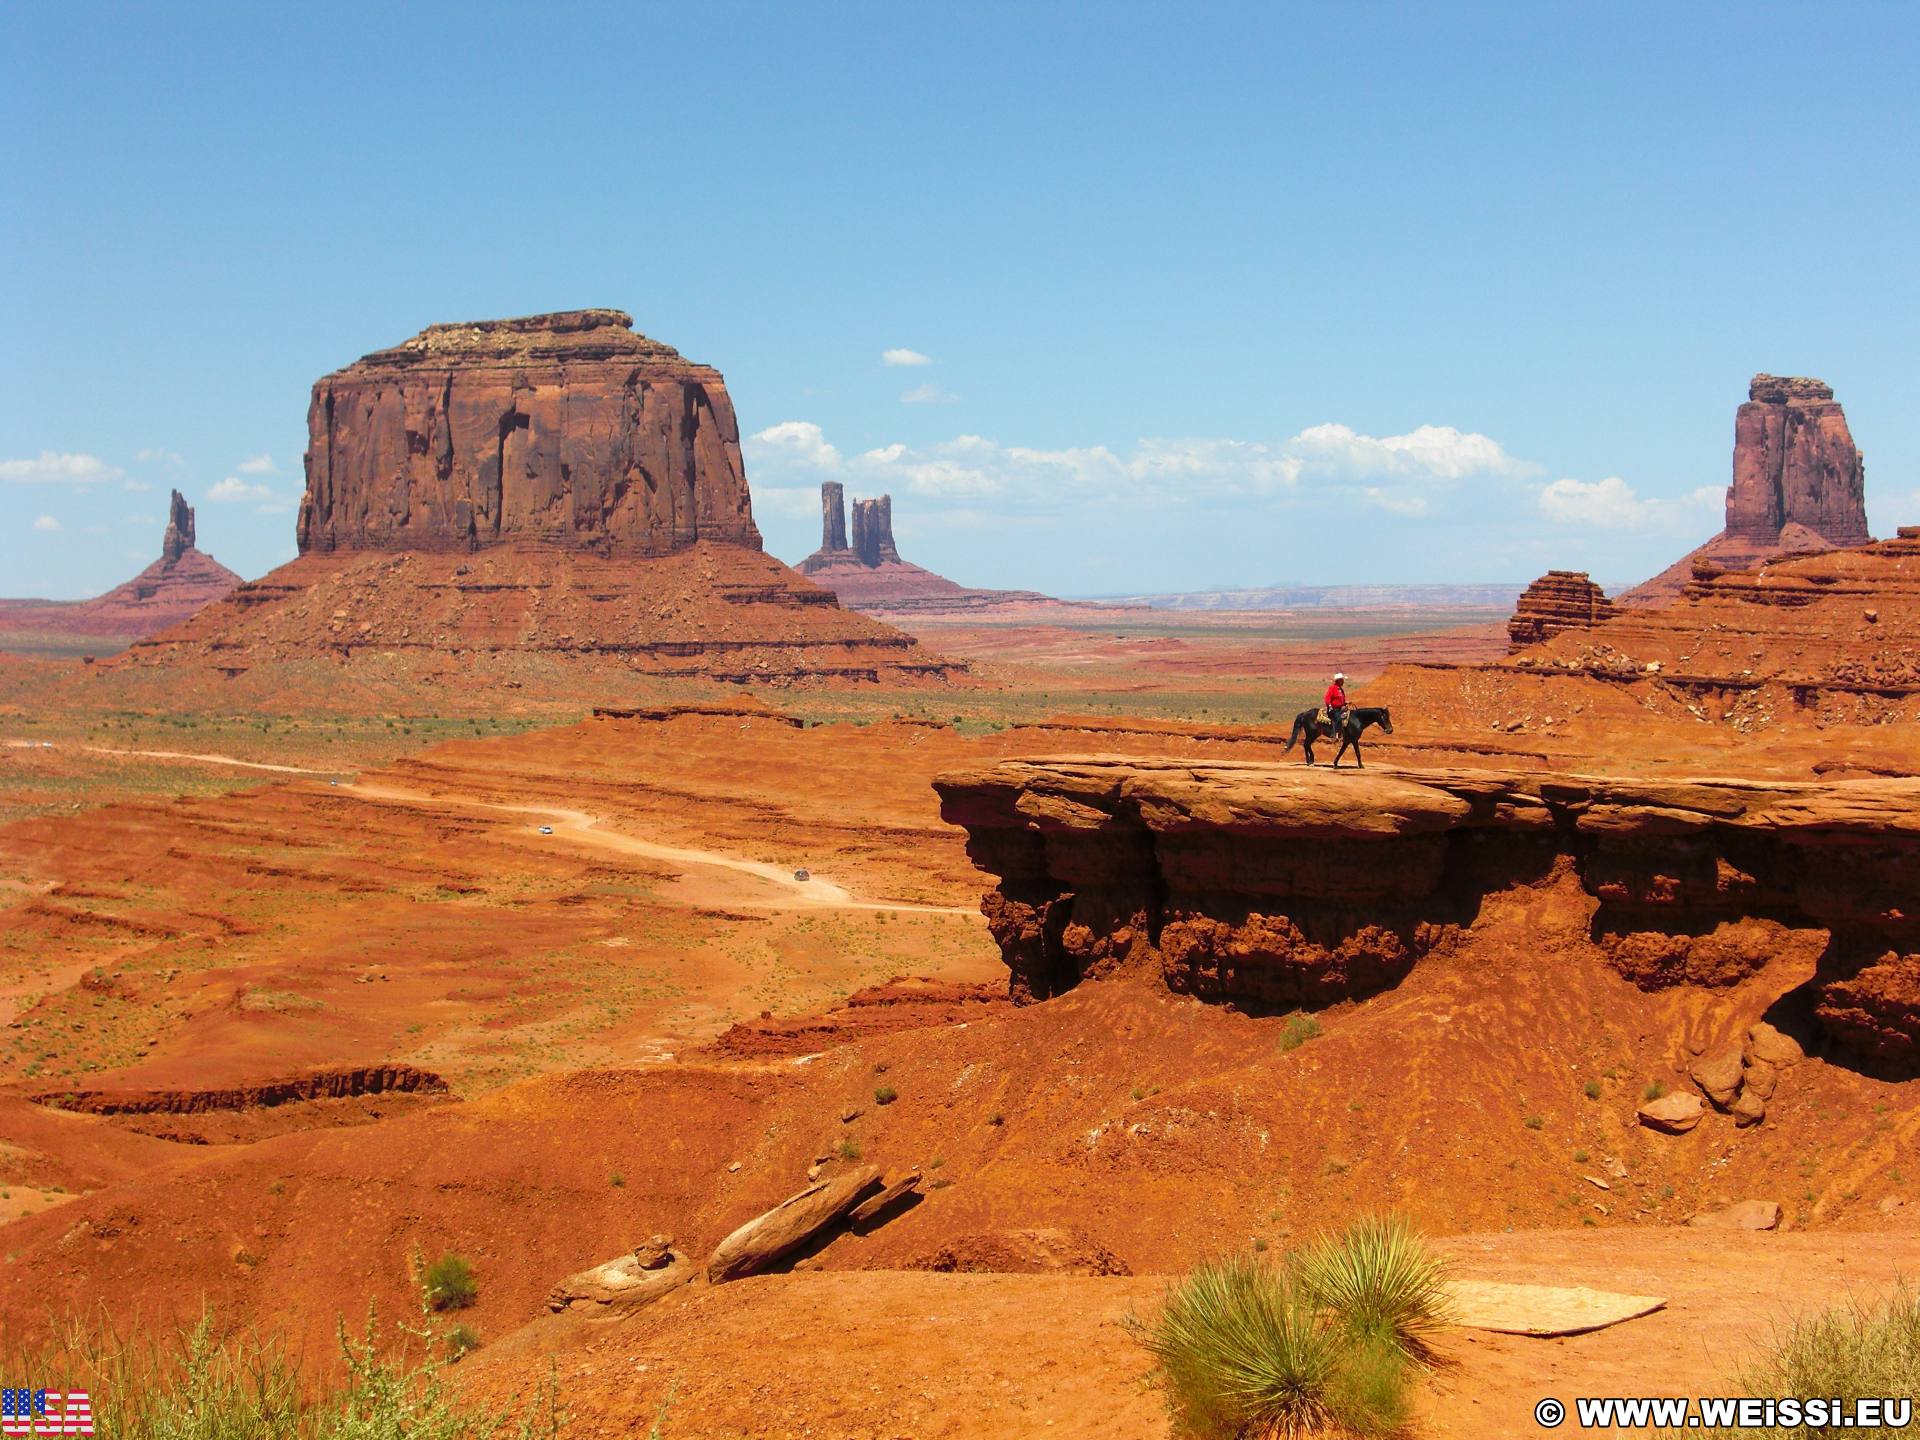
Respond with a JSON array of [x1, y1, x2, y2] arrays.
[[1663, 1284, 1920, 1438], [421, 1253, 478, 1312], [1276, 1013, 1322, 1054], [874, 1084, 898, 1106], [1137, 1216, 1449, 1438], [1644, 1079, 1668, 1101]]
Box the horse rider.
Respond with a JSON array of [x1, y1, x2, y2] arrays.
[[1323, 671, 1349, 733]]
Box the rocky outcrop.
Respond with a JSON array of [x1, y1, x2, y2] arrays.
[[797, 482, 1052, 613], [547, 1237, 692, 1312], [1623, 375, 1871, 605], [1499, 528, 1920, 711], [934, 757, 1920, 1070], [706, 1166, 886, 1283], [0, 489, 242, 644], [161, 489, 195, 563], [297, 310, 761, 557], [1508, 571, 1616, 651]]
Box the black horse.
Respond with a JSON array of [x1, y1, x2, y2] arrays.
[[1282, 705, 1393, 768]]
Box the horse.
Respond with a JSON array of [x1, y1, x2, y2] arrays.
[[1281, 705, 1393, 768]]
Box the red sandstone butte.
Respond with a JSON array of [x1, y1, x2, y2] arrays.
[[1507, 571, 1616, 652], [797, 481, 1053, 613], [1624, 374, 1871, 605], [297, 310, 760, 557], [0, 489, 241, 644]]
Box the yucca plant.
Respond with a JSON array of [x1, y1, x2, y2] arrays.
[[1292, 1213, 1452, 1366], [1136, 1255, 1338, 1438]]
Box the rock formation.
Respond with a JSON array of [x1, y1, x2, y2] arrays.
[[1623, 375, 1872, 605], [297, 310, 760, 556], [935, 756, 1920, 1070], [102, 313, 961, 689], [1487, 526, 1920, 713], [1507, 571, 1616, 651], [797, 482, 1053, 613], [0, 488, 241, 646]]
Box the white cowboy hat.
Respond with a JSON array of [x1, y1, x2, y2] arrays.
[[1333, 671, 1346, 681]]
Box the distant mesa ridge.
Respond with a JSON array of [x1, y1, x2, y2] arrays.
[[297, 309, 762, 558]]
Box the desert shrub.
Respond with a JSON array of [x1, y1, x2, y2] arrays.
[[1523, 1113, 1545, 1130], [421, 1253, 478, 1312], [1663, 1284, 1920, 1438], [1583, 1079, 1602, 1100], [1276, 1014, 1321, 1053], [874, 1084, 898, 1105], [1292, 1213, 1452, 1364], [1138, 1218, 1447, 1438], [444, 1324, 481, 1361], [838, 1137, 861, 1161], [1644, 1079, 1668, 1101]]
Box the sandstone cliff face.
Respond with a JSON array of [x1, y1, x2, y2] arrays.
[[297, 310, 760, 557], [1623, 374, 1871, 605], [1507, 571, 1616, 652], [1726, 376, 1869, 547], [935, 757, 1920, 1070]]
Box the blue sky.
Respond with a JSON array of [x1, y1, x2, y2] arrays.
[[4, 1, 1915, 598]]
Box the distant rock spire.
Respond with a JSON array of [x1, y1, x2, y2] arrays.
[[820, 481, 848, 553], [162, 489, 195, 563], [850, 495, 899, 566]]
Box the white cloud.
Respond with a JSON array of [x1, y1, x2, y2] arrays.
[[900, 383, 959, 405], [0, 451, 124, 486], [237, 453, 277, 475], [748, 420, 842, 470], [1287, 423, 1538, 481], [748, 419, 1528, 512], [135, 447, 184, 466], [122, 478, 153, 493], [882, 347, 933, 367], [33, 514, 61, 532], [1538, 476, 1719, 530], [207, 475, 275, 503]]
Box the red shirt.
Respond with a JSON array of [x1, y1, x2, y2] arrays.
[[1324, 682, 1346, 709]]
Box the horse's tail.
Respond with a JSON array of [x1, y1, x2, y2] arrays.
[[1282, 716, 1301, 753]]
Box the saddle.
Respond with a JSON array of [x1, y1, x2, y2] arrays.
[[1316, 707, 1332, 728]]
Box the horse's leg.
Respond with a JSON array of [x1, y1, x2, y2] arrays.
[[1303, 730, 1315, 765], [1353, 736, 1364, 769]]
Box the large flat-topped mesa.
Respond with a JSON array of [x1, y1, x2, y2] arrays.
[[297, 310, 761, 556]]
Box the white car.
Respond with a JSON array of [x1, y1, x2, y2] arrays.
[[539, 825, 554, 836]]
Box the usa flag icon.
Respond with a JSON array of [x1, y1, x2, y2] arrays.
[[0, 1389, 93, 1436]]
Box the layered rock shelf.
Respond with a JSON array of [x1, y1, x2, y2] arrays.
[[934, 756, 1920, 1070], [297, 310, 761, 557], [1507, 571, 1616, 651]]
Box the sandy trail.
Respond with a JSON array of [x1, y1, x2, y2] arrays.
[[4, 739, 329, 775], [336, 780, 979, 917]]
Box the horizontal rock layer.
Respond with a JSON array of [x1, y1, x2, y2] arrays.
[[1508, 571, 1616, 652], [934, 756, 1920, 1069], [298, 310, 761, 557]]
